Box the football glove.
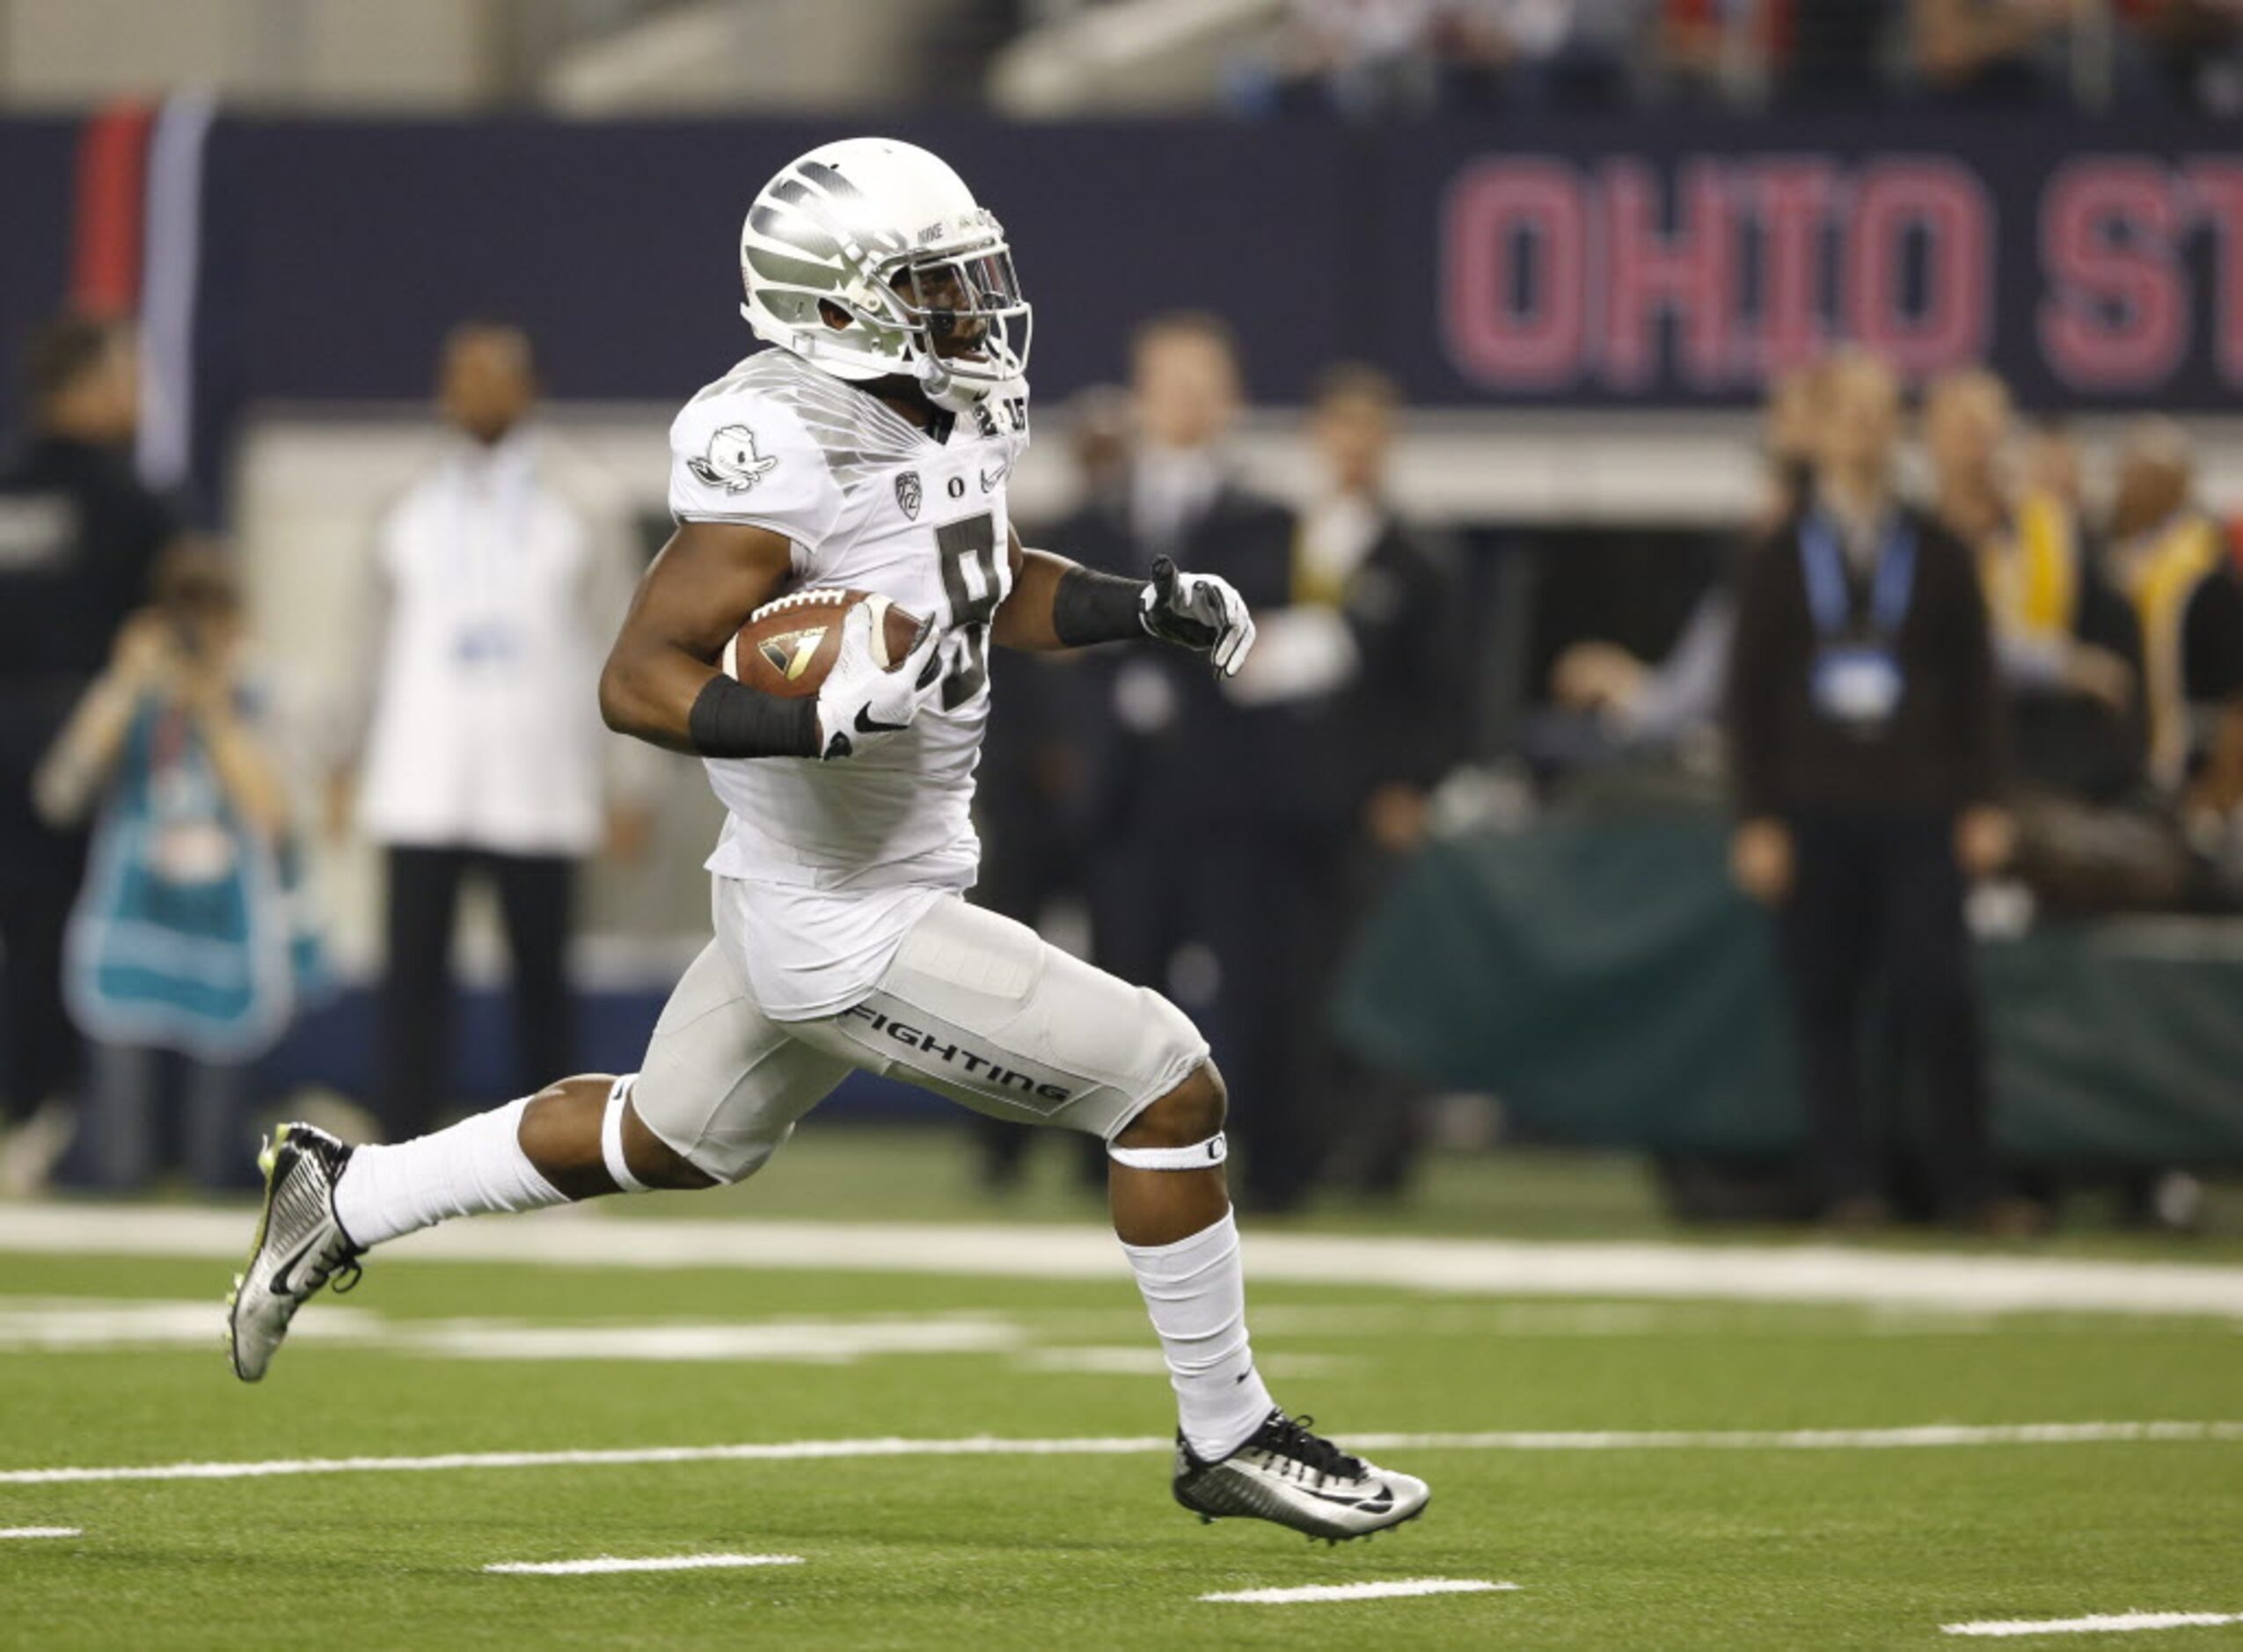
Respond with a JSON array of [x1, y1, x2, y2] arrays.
[[815, 603, 948, 760], [1139, 555, 1257, 678]]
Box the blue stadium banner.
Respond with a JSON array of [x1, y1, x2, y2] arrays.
[[1393, 117, 2243, 410], [7, 113, 2239, 460]]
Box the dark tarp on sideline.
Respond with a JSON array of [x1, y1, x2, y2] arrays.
[[1336, 815, 2243, 1166]]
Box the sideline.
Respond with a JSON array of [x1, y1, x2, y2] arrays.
[[4, 1204, 2243, 1319], [1944, 1610, 2243, 1637], [4, 1421, 2239, 1487]]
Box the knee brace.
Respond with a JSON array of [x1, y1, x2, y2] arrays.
[[602, 1075, 651, 1194], [1107, 1131, 1227, 1171]]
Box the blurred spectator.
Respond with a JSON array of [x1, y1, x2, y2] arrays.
[[1911, 0, 2079, 104], [1923, 369, 2142, 800], [2020, 413, 2088, 516], [1725, 352, 2022, 1231], [330, 323, 654, 1140], [2102, 420, 2243, 831], [2120, 0, 2243, 113], [1276, 362, 1466, 1195], [33, 544, 299, 1191], [1546, 363, 1823, 763], [0, 314, 183, 1195], [1050, 313, 1311, 1210], [1260, 0, 1644, 116]]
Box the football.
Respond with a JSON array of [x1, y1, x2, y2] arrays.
[[721, 587, 928, 698]]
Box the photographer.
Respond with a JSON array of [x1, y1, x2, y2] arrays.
[[34, 544, 300, 1191]]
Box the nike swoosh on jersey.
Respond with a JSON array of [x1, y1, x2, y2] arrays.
[[980, 464, 1010, 492]]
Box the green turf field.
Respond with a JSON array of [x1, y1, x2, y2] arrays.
[[4, 1136, 2241, 1648]]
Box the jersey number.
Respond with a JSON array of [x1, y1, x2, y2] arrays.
[[935, 514, 1002, 710]]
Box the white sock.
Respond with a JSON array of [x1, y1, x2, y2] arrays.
[[1122, 1209, 1275, 1461], [332, 1096, 567, 1248]]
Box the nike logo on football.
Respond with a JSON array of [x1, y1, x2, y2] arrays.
[[980, 463, 1009, 493], [855, 706, 910, 735]]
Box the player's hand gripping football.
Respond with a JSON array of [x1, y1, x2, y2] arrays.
[[813, 603, 948, 760], [1139, 555, 1256, 677]]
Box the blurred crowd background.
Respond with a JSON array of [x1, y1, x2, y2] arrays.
[[2, 0, 2240, 1234]]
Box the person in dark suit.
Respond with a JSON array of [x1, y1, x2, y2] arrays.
[[1048, 314, 1312, 1210], [0, 315, 182, 1193], [1726, 351, 2028, 1233], [1279, 364, 1465, 1197]]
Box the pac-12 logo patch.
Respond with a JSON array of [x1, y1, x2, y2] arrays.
[[895, 470, 923, 520], [687, 425, 779, 493]]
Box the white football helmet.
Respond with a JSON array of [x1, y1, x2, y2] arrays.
[[740, 137, 1031, 413]]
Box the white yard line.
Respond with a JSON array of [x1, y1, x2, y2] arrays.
[[484, 1553, 802, 1576], [3, 1421, 2236, 1488], [0, 1526, 81, 1539], [1201, 1579, 1516, 1604], [1944, 1611, 2243, 1637], [4, 1203, 2242, 1320]]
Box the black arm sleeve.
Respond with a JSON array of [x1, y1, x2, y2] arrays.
[[1050, 565, 1147, 647], [687, 675, 821, 759]]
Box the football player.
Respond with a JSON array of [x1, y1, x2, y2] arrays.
[[228, 138, 1428, 1542]]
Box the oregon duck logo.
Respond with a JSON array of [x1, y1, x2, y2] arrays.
[[688, 425, 780, 493]]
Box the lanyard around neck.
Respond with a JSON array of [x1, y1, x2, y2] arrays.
[[1801, 508, 1917, 640]]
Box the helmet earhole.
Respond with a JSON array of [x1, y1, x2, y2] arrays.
[[817, 300, 851, 331]]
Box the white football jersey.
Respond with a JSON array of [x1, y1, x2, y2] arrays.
[[667, 349, 1029, 1019]]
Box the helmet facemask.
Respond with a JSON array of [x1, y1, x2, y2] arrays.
[[858, 241, 1031, 412]]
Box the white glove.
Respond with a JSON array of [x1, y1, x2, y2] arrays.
[[1139, 555, 1257, 677], [814, 603, 946, 760]]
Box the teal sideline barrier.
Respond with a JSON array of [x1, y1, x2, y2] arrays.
[[1334, 815, 2243, 1166]]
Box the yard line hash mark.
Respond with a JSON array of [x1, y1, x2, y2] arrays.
[[484, 1553, 803, 1576], [0, 1527, 81, 1539], [1, 1422, 2237, 1487], [1201, 1579, 1517, 1604], [1944, 1611, 2243, 1637]]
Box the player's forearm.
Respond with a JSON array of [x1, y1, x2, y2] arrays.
[[994, 550, 1146, 654], [600, 641, 818, 760]]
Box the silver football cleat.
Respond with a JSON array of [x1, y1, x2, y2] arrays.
[[1173, 1411, 1430, 1541], [226, 1122, 364, 1382]]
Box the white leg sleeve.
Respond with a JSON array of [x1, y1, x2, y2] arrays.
[[332, 1096, 568, 1248], [1121, 1210, 1276, 1461]]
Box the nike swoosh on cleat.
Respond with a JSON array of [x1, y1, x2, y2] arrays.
[[855, 707, 910, 734], [266, 1231, 325, 1298]]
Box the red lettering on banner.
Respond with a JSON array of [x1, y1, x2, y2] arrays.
[[1845, 161, 1991, 375], [1748, 160, 1838, 375], [1602, 160, 1733, 389], [1442, 159, 1589, 391], [2039, 160, 2188, 391], [2186, 162, 2243, 389]]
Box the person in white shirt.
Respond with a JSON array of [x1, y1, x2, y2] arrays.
[[233, 138, 1428, 1545], [332, 323, 654, 1141]]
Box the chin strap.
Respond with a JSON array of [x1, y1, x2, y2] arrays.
[[602, 1076, 650, 1195], [1108, 1131, 1228, 1172]]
